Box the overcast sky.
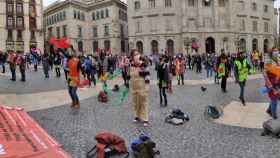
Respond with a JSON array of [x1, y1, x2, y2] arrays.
[[44, 0, 127, 6]]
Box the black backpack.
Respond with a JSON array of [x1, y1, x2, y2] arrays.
[[131, 135, 160, 158], [205, 105, 221, 119], [165, 109, 189, 125]]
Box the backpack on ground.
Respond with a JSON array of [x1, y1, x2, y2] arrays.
[[131, 134, 160, 158], [98, 91, 108, 103], [261, 119, 280, 138], [87, 132, 129, 158], [205, 105, 221, 119], [165, 109, 189, 125]]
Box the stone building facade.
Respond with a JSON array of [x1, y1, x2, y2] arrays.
[[0, 0, 44, 53], [128, 0, 278, 55], [44, 0, 128, 55]]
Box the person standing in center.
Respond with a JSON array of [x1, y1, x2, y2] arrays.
[[218, 53, 229, 93], [234, 52, 251, 105], [157, 55, 169, 107], [67, 49, 82, 108], [130, 49, 150, 127]]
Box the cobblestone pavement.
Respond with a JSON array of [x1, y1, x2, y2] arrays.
[[1, 67, 280, 158]]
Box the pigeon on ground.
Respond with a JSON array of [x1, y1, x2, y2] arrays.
[[201, 86, 207, 92]]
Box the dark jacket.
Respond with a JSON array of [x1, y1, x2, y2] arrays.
[[157, 62, 169, 87]]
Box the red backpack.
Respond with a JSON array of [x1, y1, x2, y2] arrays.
[[87, 132, 129, 158], [98, 91, 108, 103]]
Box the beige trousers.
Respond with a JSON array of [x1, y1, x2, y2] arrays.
[[130, 67, 149, 122], [132, 89, 149, 122]]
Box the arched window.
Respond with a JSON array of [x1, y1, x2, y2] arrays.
[[239, 39, 246, 52], [136, 41, 143, 54], [263, 39, 269, 53], [93, 41, 98, 53], [166, 39, 174, 56], [205, 37, 215, 53], [78, 41, 83, 52], [104, 40, 111, 51], [151, 40, 159, 54]]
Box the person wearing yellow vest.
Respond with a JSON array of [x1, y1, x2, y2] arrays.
[[218, 53, 229, 93], [68, 53, 82, 108], [234, 52, 251, 105], [252, 50, 259, 74]]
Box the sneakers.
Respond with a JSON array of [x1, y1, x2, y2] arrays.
[[133, 117, 140, 123], [239, 97, 246, 106], [143, 121, 150, 127], [133, 118, 150, 127]]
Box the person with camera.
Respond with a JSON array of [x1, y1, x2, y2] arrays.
[[130, 49, 151, 127], [157, 55, 169, 107], [16, 53, 26, 82]]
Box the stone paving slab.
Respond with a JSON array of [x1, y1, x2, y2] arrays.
[[215, 101, 271, 129]]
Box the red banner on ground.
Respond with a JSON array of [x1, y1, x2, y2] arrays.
[[0, 106, 72, 158]]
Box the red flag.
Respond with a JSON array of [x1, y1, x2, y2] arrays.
[[59, 38, 71, 49], [49, 37, 60, 48]]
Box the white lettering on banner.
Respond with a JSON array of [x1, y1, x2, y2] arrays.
[[0, 144, 6, 155]]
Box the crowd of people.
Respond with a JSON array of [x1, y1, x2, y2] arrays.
[[0, 45, 279, 125]]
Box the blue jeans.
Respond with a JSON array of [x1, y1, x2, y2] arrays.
[[207, 67, 213, 78], [268, 99, 278, 119], [0, 63, 5, 73], [68, 86, 79, 103], [239, 81, 246, 99], [10, 65, 16, 80]]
